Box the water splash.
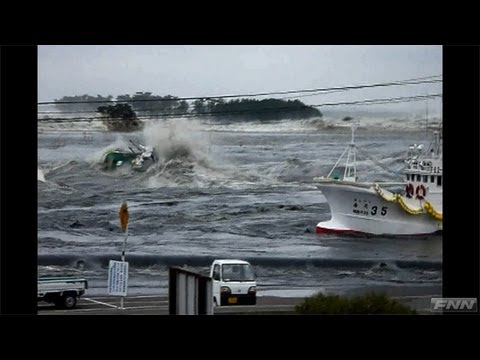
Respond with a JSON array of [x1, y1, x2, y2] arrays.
[[38, 168, 46, 182]]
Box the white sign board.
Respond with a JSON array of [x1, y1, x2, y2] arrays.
[[108, 260, 129, 296]]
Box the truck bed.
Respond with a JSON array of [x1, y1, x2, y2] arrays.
[[38, 276, 88, 295]]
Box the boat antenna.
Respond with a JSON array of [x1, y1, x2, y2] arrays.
[[425, 91, 429, 138]]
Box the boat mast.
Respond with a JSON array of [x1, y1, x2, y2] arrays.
[[425, 92, 429, 139], [343, 123, 357, 182], [433, 130, 441, 158]]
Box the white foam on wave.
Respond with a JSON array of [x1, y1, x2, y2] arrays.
[[38, 168, 46, 182], [204, 117, 323, 133], [202, 114, 442, 134], [142, 118, 210, 161]]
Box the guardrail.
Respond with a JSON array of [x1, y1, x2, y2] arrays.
[[169, 267, 213, 315]]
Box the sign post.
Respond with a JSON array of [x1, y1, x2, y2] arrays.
[[118, 201, 129, 309], [108, 260, 129, 297]]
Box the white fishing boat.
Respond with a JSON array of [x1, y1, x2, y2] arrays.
[[314, 123, 442, 235]]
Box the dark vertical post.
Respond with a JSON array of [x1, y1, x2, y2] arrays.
[[0, 45, 38, 315], [168, 267, 177, 314], [443, 45, 479, 302], [198, 276, 207, 315]]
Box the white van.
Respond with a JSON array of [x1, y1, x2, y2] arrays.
[[210, 259, 257, 306]]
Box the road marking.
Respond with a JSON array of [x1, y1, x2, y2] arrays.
[[83, 297, 119, 308], [56, 305, 169, 313], [117, 305, 168, 310]]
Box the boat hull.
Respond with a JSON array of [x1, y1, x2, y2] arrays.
[[316, 182, 442, 235], [103, 151, 138, 170]]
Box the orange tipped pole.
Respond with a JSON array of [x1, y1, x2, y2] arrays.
[[118, 201, 130, 310], [119, 201, 129, 233]]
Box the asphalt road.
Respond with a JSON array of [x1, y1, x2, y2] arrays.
[[37, 294, 436, 315], [37, 295, 303, 315]]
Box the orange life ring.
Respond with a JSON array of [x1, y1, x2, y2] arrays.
[[415, 184, 426, 200], [405, 183, 414, 198]]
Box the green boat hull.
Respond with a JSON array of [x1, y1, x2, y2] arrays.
[[103, 151, 138, 170]]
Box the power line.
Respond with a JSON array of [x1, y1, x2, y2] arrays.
[[38, 105, 320, 122], [37, 75, 442, 105], [37, 88, 355, 115], [38, 91, 345, 114], [38, 93, 442, 122], [311, 93, 442, 107]]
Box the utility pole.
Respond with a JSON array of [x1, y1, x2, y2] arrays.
[[119, 201, 129, 310]]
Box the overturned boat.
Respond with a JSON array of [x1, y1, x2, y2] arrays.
[[103, 140, 158, 172]]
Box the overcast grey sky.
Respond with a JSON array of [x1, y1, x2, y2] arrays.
[[38, 45, 442, 115]]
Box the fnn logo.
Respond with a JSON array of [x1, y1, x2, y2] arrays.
[[431, 298, 478, 313]]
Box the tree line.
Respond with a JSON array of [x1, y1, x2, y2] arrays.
[[54, 92, 322, 131]]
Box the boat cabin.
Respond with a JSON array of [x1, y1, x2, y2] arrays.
[[403, 130, 442, 199]]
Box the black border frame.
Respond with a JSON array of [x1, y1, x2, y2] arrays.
[[1, 44, 479, 318]]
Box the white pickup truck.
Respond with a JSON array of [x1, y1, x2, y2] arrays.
[[210, 259, 257, 306], [38, 276, 88, 309]]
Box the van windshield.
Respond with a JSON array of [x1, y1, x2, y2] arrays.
[[222, 264, 255, 281]]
